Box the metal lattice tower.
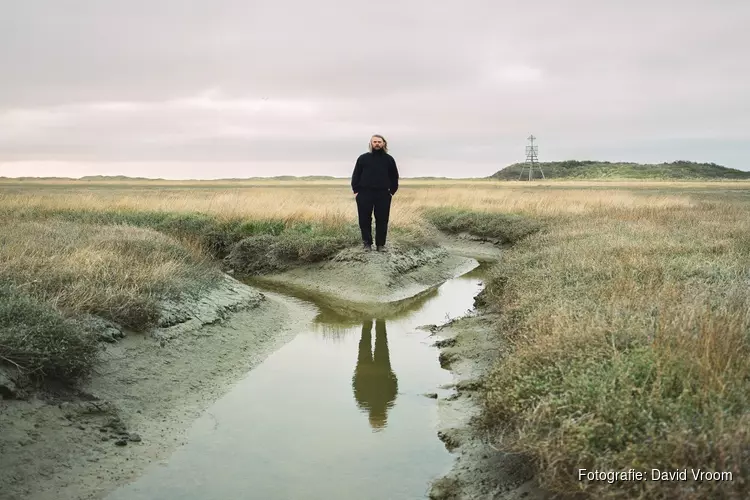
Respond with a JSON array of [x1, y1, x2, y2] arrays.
[[518, 135, 545, 180]]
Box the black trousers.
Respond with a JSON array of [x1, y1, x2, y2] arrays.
[[355, 189, 392, 246]]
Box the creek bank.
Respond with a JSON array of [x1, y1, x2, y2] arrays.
[[0, 275, 316, 500], [413, 237, 552, 500], [150, 274, 265, 341], [427, 314, 551, 500], [435, 232, 510, 261], [247, 243, 480, 316]]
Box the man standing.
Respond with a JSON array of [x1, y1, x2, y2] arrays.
[[351, 134, 400, 252]]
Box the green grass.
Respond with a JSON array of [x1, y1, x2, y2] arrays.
[[423, 208, 543, 244], [225, 227, 360, 275], [0, 284, 100, 383], [225, 222, 438, 275], [491, 160, 750, 180]]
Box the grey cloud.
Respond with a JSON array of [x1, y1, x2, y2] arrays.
[[1, 0, 749, 175]]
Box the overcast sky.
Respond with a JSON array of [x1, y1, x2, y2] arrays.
[[1, 1, 749, 179]]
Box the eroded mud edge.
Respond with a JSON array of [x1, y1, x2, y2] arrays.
[[427, 313, 553, 500]]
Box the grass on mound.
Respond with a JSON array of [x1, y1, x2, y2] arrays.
[[225, 226, 360, 275], [491, 160, 750, 180], [0, 284, 100, 382], [0, 220, 224, 331], [423, 207, 543, 244], [225, 221, 438, 275], [470, 203, 750, 499], [0, 205, 436, 259], [1, 205, 293, 257]]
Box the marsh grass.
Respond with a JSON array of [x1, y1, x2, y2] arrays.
[[2, 177, 750, 500], [0, 283, 100, 382], [424, 208, 543, 244], [475, 199, 750, 499], [0, 220, 224, 330]]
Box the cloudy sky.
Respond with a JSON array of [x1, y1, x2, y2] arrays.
[[1, 0, 749, 179]]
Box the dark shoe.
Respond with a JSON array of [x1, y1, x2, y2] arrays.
[[363, 243, 373, 251]]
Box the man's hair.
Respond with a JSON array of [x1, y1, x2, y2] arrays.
[[368, 134, 388, 153]]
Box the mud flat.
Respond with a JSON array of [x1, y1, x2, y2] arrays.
[[0, 276, 317, 500]]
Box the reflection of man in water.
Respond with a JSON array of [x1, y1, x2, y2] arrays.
[[352, 319, 398, 430]]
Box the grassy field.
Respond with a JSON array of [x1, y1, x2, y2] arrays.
[[1, 177, 749, 498]]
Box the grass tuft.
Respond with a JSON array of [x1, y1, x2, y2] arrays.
[[423, 207, 542, 244], [0, 284, 100, 383], [225, 225, 362, 275]]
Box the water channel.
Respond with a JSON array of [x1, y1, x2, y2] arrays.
[[106, 263, 488, 500]]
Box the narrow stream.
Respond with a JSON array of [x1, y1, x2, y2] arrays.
[[107, 263, 487, 500]]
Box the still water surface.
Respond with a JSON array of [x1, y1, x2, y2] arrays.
[[107, 264, 485, 500]]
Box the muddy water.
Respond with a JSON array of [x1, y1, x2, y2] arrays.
[[106, 263, 487, 500]]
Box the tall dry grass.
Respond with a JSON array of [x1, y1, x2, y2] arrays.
[[478, 196, 750, 499], [0, 220, 222, 329], [0, 181, 710, 227]]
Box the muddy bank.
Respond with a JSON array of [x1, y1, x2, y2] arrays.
[[435, 232, 509, 262], [427, 314, 552, 500], [250, 243, 479, 317], [0, 278, 316, 500], [401, 237, 550, 499], [151, 274, 266, 340]]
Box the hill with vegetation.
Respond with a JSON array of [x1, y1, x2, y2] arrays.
[[490, 160, 750, 180]]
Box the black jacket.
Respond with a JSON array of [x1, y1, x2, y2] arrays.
[[351, 150, 399, 195]]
